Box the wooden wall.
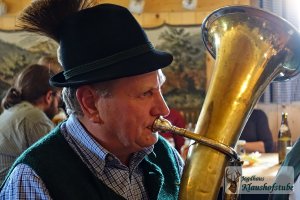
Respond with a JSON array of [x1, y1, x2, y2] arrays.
[[257, 103, 300, 146], [0, 0, 258, 30]]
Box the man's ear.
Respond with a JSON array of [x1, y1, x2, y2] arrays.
[[76, 86, 102, 123]]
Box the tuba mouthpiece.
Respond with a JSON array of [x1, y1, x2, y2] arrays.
[[152, 116, 173, 133]]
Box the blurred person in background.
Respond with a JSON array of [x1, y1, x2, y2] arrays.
[[240, 109, 274, 153], [38, 55, 67, 124], [0, 64, 61, 185]]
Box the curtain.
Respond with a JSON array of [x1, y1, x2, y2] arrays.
[[259, 0, 300, 103]]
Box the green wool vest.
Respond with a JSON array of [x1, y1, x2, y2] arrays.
[[2, 126, 181, 200], [269, 139, 300, 200]]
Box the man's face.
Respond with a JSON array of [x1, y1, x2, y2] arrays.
[[45, 90, 61, 120], [95, 70, 170, 153]]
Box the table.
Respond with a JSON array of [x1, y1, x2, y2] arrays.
[[242, 153, 280, 182], [240, 153, 281, 200]]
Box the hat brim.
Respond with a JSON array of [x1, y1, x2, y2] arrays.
[[50, 49, 172, 87]]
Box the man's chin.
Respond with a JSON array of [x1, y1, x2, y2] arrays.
[[141, 132, 158, 147], [148, 132, 159, 144]]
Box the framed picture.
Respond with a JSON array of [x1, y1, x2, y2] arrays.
[[146, 25, 207, 124], [0, 30, 57, 99]]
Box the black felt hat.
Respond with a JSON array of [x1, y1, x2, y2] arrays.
[[49, 3, 173, 87]]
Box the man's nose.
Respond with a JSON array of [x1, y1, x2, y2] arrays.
[[151, 94, 170, 117]]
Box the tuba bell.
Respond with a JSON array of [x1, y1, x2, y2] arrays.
[[153, 5, 300, 200]]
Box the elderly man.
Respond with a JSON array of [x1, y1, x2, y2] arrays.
[[0, 0, 184, 199]]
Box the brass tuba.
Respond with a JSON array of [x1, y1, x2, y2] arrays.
[[153, 5, 300, 200]]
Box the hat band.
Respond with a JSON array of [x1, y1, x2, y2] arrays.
[[63, 43, 154, 80]]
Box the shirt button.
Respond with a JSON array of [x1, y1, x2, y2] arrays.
[[107, 156, 114, 161]]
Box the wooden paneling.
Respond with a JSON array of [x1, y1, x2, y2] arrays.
[[0, 0, 255, 30], [256, 103, 300, 144], [0, 14, 16, 29], [107, 0, 252, 12], [3, 0, 31, 14]]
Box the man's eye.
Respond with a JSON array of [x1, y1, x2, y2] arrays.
[[142, 91, 153, 97]]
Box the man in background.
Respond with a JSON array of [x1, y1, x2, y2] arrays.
[[38, 55, 67, 124], [0, 64, 61, 185]]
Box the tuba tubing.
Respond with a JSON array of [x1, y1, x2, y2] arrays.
[[155, 5, 300, 200]]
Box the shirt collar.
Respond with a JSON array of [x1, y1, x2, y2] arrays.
[[63, 114, 154, 172]]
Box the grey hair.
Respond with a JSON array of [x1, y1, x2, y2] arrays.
[[62, 87, 83, 117], [61, 83, 112, 117]]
